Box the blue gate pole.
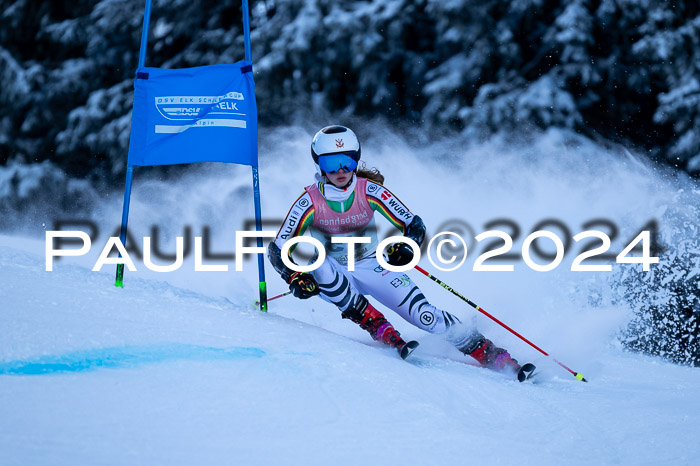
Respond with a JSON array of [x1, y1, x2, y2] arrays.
[[252, 166, 267, 310], [242, 0, 252, 64], [116, 0, 153, 287], [115, 166, 134, 287], [138, 0, 153, 70], [242, 0, 268, 310]]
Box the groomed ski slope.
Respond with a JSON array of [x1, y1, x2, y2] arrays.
[[1, 239, 699, 465], [2, 129, 699, 464]]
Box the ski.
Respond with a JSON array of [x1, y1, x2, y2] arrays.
[[517, 363, 536, 382], [399, 340, 420, 360]]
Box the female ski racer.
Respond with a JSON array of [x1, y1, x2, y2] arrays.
[[268, 125, 533, 380]]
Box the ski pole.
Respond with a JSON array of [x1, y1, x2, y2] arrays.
[[414, 265, 587, 382], [255, 290, 292, 308]]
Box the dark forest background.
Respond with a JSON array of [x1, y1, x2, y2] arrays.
[[1, 0, 700, 184]]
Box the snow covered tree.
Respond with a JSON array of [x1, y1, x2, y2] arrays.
[[252, 0, 436, 122], [614, 190, 700, 367], [1, 0, 700, 180], [633, 13, 700, 175], [0, 160, 98, 231]]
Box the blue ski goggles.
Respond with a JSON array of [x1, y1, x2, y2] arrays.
[[318, 153, 359, 174]]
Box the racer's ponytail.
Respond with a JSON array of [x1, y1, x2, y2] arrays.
[[356, 162, 384, 185]]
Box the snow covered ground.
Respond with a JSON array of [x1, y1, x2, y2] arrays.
[[1, 129, 699, 464], [2, 236, 699, 465]]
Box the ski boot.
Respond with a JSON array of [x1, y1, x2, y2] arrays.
[[459, 334, 535, 381], [342, 301, 419, 360]]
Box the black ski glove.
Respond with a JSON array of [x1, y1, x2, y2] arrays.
[[289, 272, 320, 299], [386, 242, 415, 266]]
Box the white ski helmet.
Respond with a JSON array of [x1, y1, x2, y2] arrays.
[[311, 125, 361, 175]]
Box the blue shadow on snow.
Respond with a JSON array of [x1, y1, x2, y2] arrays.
[[0, 343, 265, 375]]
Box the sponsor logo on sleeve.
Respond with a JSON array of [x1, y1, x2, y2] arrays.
[[419, 311, 435, 326], [390, 276, 411, 288], [280, 212, 300, 239], [387, 198, 412, 220]]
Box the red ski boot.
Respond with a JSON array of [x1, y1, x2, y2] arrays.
[[342, 301, 418, 359], [458, 333, 536, 381], [460, 335, 521, 373]]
